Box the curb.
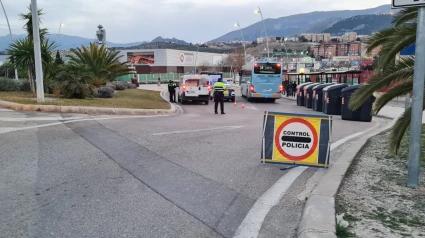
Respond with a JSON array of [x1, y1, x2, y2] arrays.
[[0, 90, 178, 116], [297, 118, 397, 238]]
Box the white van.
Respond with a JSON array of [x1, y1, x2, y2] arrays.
[[177, 75, 211, 105]]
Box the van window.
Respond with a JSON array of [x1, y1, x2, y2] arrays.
[[185, 79, 199, 86]]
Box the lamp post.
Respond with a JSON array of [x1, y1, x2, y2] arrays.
[[58, 21, 64, 37], [254, 7, 269, 59], [0, 0, 18, 80], [234, 21, 247, 64], [31, 0, 44, 102]]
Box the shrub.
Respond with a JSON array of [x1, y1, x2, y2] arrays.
[[19, 80, 31, 92], [114, 82, 126, 91], [126, 83, 137, 89], [96, 86, 115, 98], [0, 77, 21, 91], [55, 64, 96, 99], [106, 82, 116, 90]]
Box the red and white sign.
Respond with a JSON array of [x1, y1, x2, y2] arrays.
[[274, 118, 318, 161], [179, 52, 194, 66]]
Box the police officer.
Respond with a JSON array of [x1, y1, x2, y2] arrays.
[[213, 78, 226, 114], [168, 80, 176, 102]]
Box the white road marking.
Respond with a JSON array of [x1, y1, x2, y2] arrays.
[[150, 126, 244, 136], [330, 122, 381, 151], [0, 117, 83, 122], [0, 108, 13, 112], [234, 167, 308, 238], [0, 115, 171, 135], [233, 121, 383, 238]]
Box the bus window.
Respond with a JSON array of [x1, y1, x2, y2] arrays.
[[254, 63, 281, 74]]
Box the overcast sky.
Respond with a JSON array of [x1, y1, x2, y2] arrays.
[[0, 0, 390, 43]]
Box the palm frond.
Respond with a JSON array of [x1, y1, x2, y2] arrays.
[[373, 79, 413, 114], [349, 56, 414, 110], [393, 8, 418, 26]]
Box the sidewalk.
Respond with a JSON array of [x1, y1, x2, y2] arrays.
[[138, 84, 168, 92]]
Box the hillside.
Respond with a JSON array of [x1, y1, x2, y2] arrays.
[[115, 42, 231, 54], [210, 4, 396, 42], [151, 36, 189, 45], [0, 34, 146, 51], [323, 14, 394, 35]]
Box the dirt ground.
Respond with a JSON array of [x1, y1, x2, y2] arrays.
[[336, 130, 425, 238]]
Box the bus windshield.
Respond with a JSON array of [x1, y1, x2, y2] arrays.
[[254, 63, 281, 74]]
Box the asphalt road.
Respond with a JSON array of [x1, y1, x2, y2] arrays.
[[0, 93, 388, 238]]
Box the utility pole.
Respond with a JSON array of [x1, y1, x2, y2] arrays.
[[31, 0, 44, 102]]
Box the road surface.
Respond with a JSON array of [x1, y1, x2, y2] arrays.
[[0, 92, 388, 238]]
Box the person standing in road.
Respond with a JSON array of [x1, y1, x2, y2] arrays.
[[168, 80, 177, 102], [291, 81, 297, 97], [213, 78, 226, 114]]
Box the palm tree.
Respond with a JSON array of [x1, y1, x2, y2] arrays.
[[68, 43, 133, 85], [7, 38, 57, 93], [349, 8, 419, 152], [55, 64, 96, 99], [20, 4, 48, 43]]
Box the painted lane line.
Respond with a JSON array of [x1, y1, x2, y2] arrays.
[[330, 122, 380, 151], [150, 126, 244, 136], [0, 117, 83, 122], [234, 167, 308, 238], [233, 121, 382, 238], [0, 122, 64, 134], [0, 115, 171, 135], [0, 108, 13, 112]]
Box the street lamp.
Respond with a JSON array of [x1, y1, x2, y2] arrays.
[[254, 7, 270, 59], [31, 0, 44, 102], [234, 21, 247, 65], [0, 0, 18, 80], [58, 21, 64, 37]]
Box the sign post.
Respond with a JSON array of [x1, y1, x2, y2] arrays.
[[393, 0, 425, 188]]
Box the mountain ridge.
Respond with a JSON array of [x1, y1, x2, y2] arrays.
[[210, 4, 397, 42]]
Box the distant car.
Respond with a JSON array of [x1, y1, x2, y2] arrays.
[[222, 81, 236, 102]]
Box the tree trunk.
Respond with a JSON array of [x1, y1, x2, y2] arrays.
[[28, 67, 35, 93]]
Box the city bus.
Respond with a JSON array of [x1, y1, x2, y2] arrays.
[[241, 61, 283, 102]]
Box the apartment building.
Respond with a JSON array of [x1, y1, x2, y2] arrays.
[[314, 41, 362, 58], [301, 33, 331, 43], [342, 32, 358, 42]]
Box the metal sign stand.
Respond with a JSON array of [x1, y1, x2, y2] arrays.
[[262, 111, 269, 164]]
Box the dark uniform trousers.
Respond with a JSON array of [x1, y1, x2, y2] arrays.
[[168, 83, 176, 102], [214, 92, 224, 113]]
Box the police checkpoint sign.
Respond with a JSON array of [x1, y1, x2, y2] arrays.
[[261, 112, 332, 168]]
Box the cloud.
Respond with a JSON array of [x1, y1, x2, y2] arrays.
[[0, 0, 390, 43]]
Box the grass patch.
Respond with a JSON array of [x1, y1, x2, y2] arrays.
[[336, 223, 356, 238], [0, 90, 170, 110]]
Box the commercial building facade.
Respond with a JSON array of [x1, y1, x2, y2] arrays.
[[116, 49, 230, 74]]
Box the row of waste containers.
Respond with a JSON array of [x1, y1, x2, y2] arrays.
[[296, 82, 375, 122]]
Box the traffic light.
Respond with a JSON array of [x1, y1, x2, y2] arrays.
[[239, 70, 243, 77]]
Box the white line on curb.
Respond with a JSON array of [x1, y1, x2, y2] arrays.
[[150, 126, 244, 136], [234, 167, 308, 238], [233, 122, 382, 238]]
